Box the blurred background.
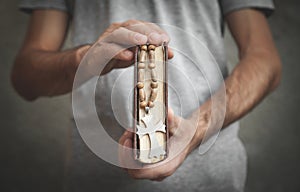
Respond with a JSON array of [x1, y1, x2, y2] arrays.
[[0, 0, 299, 191]]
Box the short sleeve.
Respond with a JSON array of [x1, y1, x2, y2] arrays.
[[219, 0, 275, 17], [19, 0, 69, 14]]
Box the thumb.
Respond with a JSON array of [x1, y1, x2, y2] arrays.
[[119, 129, 133, 146], [168, 107, 174, 126], [118, 131, 136, 169], [168, 107, 180, 136]]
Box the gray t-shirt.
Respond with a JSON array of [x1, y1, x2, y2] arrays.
[[20, 0, 274, 191]]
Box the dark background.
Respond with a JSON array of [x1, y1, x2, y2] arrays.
[[0, 0, 299, 191]]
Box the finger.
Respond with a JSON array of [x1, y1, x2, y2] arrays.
[[144, 22, 170, 43], [91, 43, 134, 75], [119, 130, 134, 145], [93, 42, 132, 61], [118, 138, 132, 168], [140, 22, 167, 37], [124, 22, 168, 45], [128, 163, 171, 180], [106, 53, 133, 73], [168, 107, 178, 131], [105, 22, 122, 33], [112, 46, 137, 63], [101, 59, 133, 76], [167, 108, 181, 136], [127, 167, 154, 180], [123, 138, 132, 148], [168, 47, 174, 59], [103, 27, 147, 45], [114, 49, 134, 60], [118, 130, 136, 169], [168, 107, 175, 126]]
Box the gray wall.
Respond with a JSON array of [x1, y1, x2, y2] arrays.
[[0, 0, 299, 191]]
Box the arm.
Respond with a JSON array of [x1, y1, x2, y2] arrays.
[[11, 10, 89, 100], [12, 10, 172, 101], [120, 9, 282, 180], [188, 8, 282, 151]]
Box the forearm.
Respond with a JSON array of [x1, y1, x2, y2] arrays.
[[11, 45, 90, 100], [223, 51, 281, 126], [187, 50, 281, 153]]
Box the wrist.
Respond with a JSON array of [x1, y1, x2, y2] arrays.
[[186, 104, 211, 154], [75, 44, 91, 67], [67, 44, 91, 85]]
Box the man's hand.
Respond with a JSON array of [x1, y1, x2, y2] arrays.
[[118, 108, 208, 181], [84, 20, 174, 76], [118, 9, 282, 181]]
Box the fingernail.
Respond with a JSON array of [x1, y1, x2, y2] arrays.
[[149, 33, 161, 42], [135, 33, 147, 43]]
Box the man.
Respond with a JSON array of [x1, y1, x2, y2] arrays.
[[12, 0, 281, 191]]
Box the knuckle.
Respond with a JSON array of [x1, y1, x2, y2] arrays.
[[123, 19, 141, 27], [147, 30, 157, 36], [128, 31, 137, 41], [110, 27, 121, 37], [148, 22, 159, 28], [111, 22, 121, 28], [105, 22, 121, 33], [148, 23, 163, 31], [127, 19, 139, 24], [107, 32, 116, 41]]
